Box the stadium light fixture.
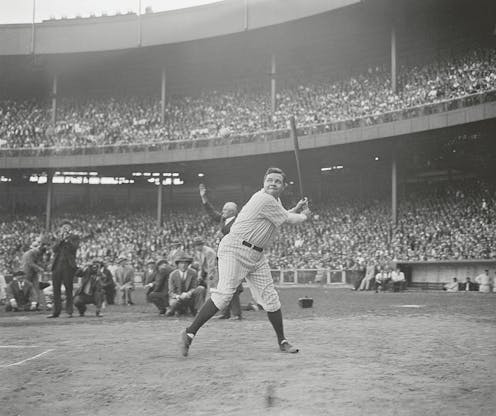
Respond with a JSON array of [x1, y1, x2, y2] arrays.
[[198, 173, 205, 177], [374, 156, 380, 161]]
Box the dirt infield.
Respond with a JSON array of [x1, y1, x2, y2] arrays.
[[1, 288, 495, 416]]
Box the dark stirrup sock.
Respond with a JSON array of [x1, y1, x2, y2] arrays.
[[186, 298, 219, 335], [267, 309, 285, 344]]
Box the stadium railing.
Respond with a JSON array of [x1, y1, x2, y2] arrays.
[[1, 89, 495, 157], [270, 268, 363, 286]]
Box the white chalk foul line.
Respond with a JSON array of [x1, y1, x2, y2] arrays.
[[0, 345, 41, 348], [0, 349, 54, 368]]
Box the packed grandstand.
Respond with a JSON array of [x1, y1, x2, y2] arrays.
[[0, 0, 495, 279], [1, 177, 495, 274], [1, 47, 495, 149]]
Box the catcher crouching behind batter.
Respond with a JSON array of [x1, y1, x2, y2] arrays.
[[179, 167, 311, 356]]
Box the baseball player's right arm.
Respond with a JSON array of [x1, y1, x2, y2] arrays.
[[286, 208, 311, 224]]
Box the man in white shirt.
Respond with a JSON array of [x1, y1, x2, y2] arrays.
[[180, 167, 311, 356], [374, 268, 391, 293], [444, 277, 459, 292], [475, 270, 491, 293], [391, 266, 406, 292]]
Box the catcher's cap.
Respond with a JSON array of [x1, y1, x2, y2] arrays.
[[175, 255, 194, 265]]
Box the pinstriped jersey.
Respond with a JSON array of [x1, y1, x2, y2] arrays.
[[228, 189, 289, 249]]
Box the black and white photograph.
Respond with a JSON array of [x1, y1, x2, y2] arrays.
[[0, 0, 495, 415]]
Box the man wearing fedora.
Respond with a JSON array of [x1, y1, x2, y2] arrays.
[[166, 255, 205, 317], [5, 271, 37, 312], [48, 221, 80, 318], [114, 256, 135, 305], [146, 258, 175, 315]]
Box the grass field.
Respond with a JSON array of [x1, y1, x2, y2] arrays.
[[1, 287, 495, 416]]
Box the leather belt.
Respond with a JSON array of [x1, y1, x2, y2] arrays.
[[242, 240, 263, 252]]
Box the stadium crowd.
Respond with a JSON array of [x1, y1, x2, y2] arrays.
[[1, 47, 495, 149], [1, 179, 495, 277]]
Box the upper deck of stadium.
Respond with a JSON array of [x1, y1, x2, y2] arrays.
[[0, 0, 494, 170]]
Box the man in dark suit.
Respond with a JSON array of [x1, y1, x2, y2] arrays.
[[99, 258, 116, 306], [73, 259, 104, 317], [199, 183, 243, 320], [146, 258, 175, 315], [48, 221, 80, 318], [461, 277, 478, 292], [5, 271, 37, 312], [166, 255, 205, 317]]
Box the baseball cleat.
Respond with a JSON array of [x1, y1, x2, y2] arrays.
[[279, 340, 299, 353], [179, 330, 193, 357]]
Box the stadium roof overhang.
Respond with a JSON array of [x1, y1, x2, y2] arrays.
[[0, 0, 360, 56]]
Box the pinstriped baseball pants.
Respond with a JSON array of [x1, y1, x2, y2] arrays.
[[210, 235, 281, 313]]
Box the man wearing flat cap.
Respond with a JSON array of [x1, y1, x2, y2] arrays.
[[48, 221, 80, 318], [146, 258, 175, 315], [166, 255, 205, 317], [5, 271, 37, 312]]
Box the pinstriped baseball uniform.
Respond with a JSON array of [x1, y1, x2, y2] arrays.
[[210, 189, 289, 313]]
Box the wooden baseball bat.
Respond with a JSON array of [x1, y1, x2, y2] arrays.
[[289, 116, 304, 198]]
